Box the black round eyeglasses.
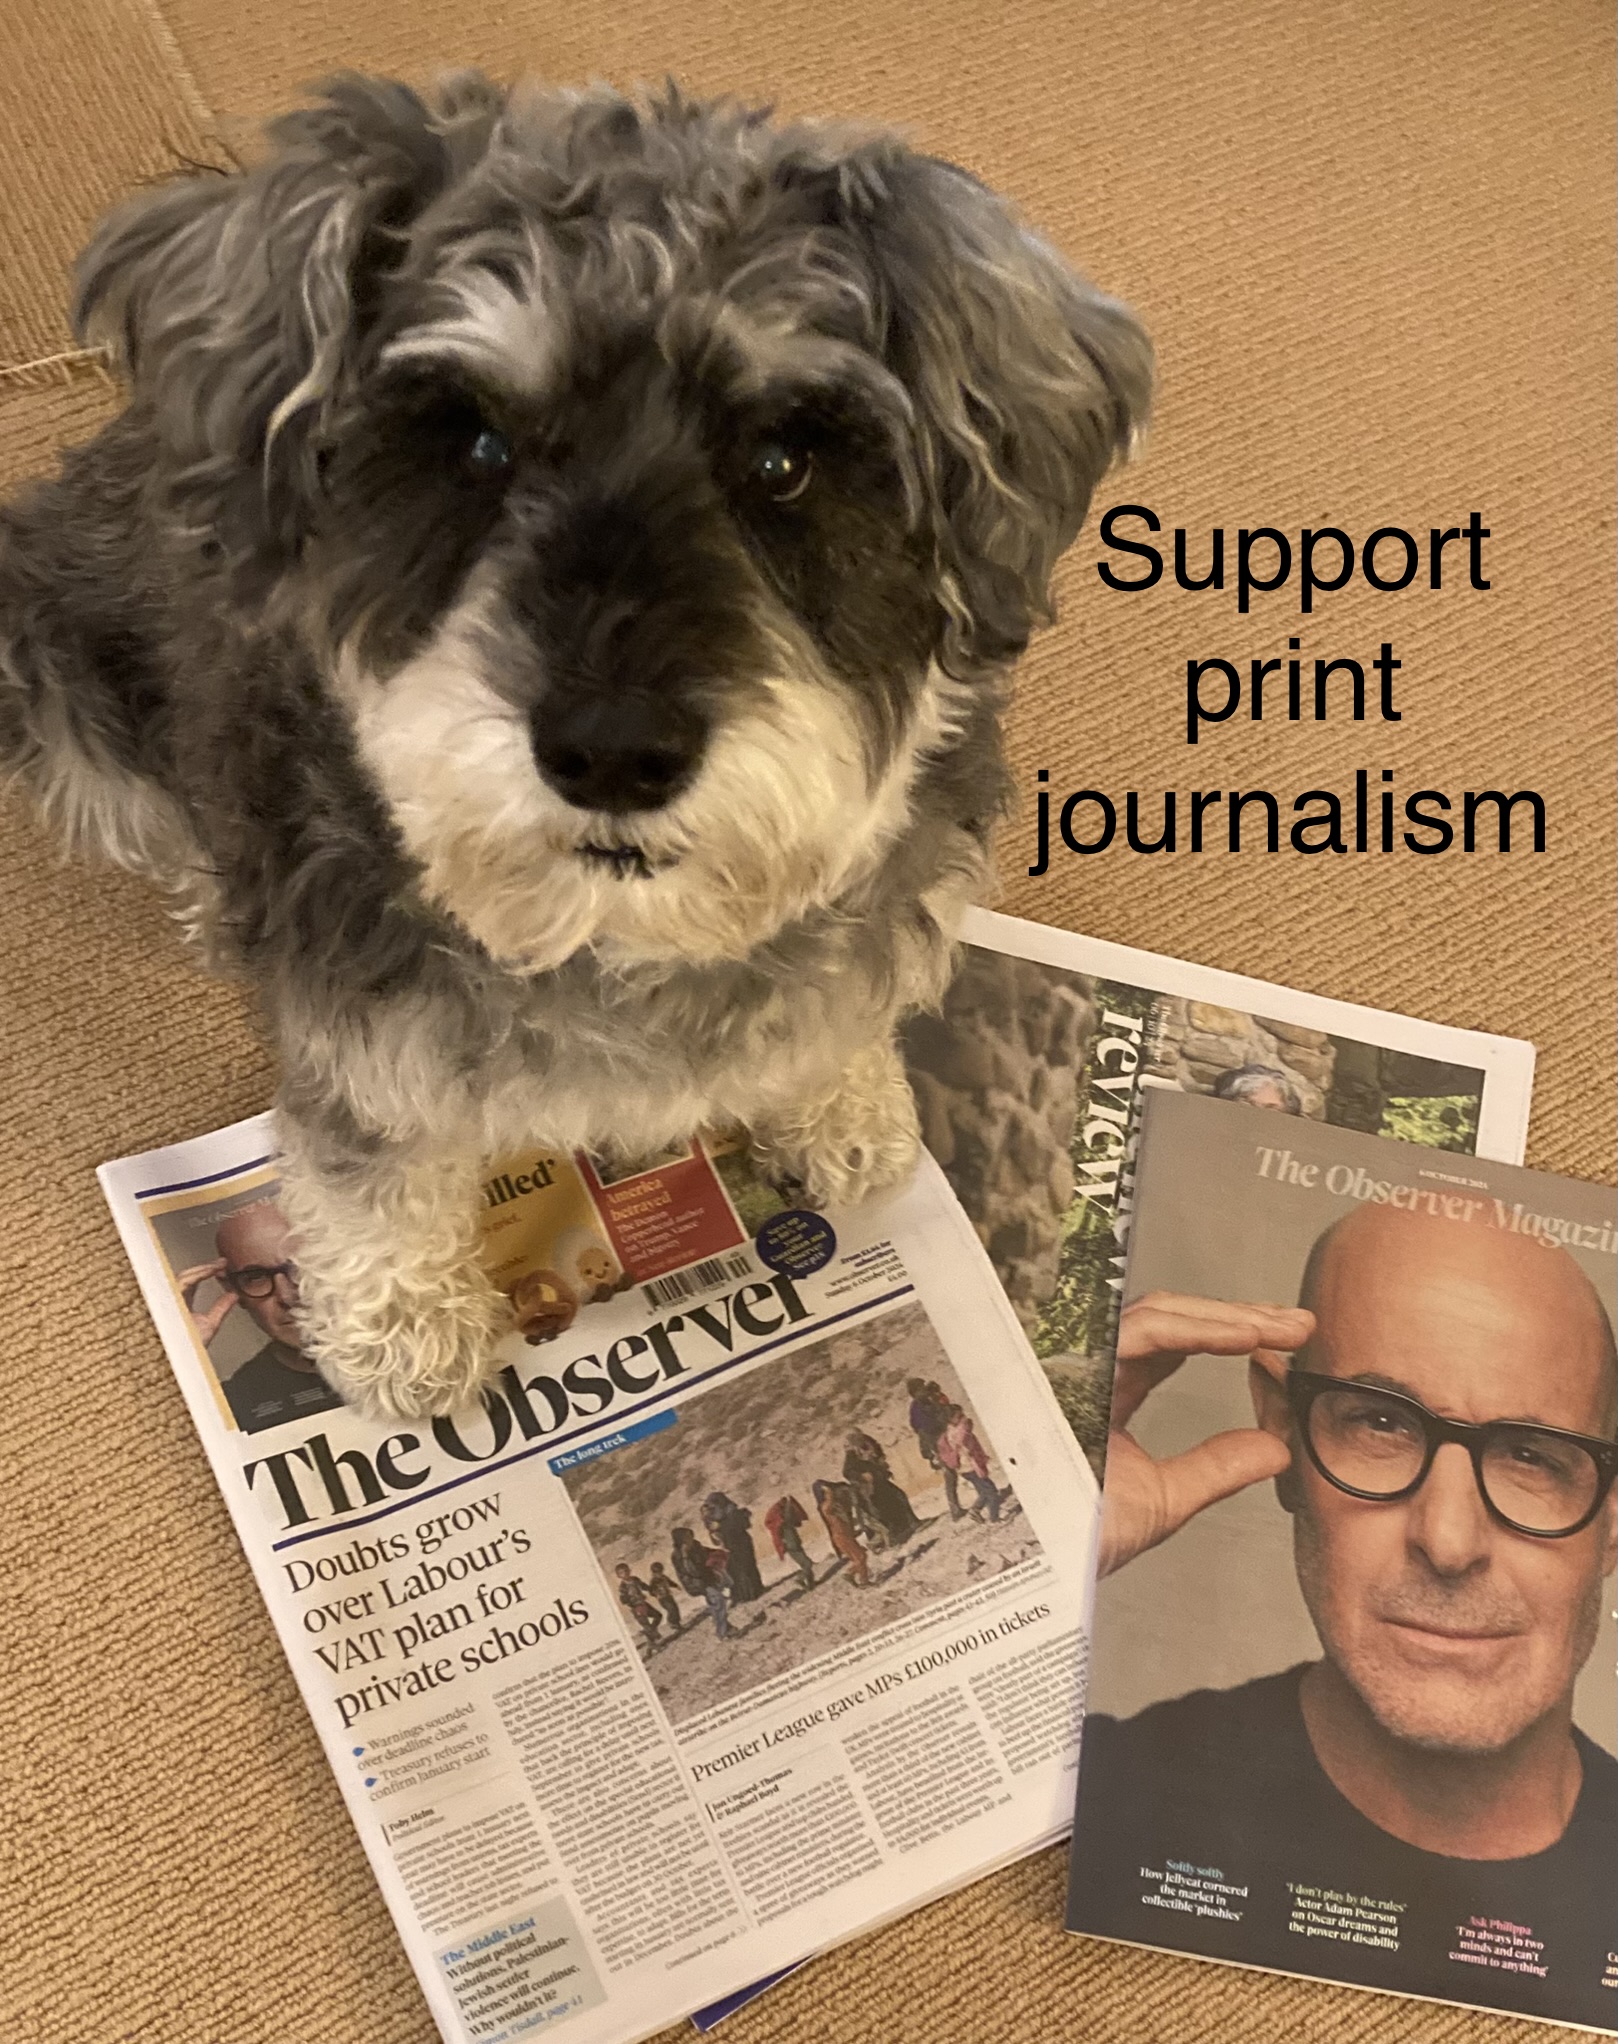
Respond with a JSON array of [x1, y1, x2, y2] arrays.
[[1286, 1369, 1618, 1539], [224, 1260, 299, 1302]]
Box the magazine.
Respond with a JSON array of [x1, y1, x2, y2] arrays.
[[1066, 1090, 1617, 2034], [906, 907, 1535, 1471], [102, 1116, 1104, 2044]]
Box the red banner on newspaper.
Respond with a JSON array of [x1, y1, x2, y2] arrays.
[[578, 1143, 746, 1283]]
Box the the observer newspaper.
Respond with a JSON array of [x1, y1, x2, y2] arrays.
[[98, 910, 1538, 2044], [102, 1121, 1104, 2044], [1067, 1092, 1618, 2034]]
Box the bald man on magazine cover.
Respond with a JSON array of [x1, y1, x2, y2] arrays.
[[1070, 1195, 1618, 2029]]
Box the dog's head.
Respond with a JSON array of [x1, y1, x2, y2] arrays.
[[78, 74, 1150, 971]]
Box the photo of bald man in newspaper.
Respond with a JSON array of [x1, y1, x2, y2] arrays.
[[147, 1178, 342, 1434], [1067, 1092, 1617, 2032]]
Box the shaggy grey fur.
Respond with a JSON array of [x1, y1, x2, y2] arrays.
[[0, 73, 1151, 1417]]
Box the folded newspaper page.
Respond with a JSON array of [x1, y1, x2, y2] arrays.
[[907, 907, 1535, 1472], [102, 1118, 1102, 2044], [1067, 1090, 1617, 2033]]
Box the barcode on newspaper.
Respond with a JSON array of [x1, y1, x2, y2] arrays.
[[641, 1251, 756, 1311]]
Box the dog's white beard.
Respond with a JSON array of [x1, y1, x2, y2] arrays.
[[337, 618, 961, 974]]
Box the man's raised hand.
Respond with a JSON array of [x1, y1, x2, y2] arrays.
[[176, 1257, 237, 1346], [1097, 1292, 1314, 1578]]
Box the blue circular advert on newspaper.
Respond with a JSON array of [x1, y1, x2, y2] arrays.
[[754, 1208, 836, 1278]]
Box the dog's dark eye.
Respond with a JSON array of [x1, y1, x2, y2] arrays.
[[467, 423, 514, 475], [748, 440, 813, 503]]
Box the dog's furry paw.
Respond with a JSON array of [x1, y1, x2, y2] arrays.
[[275, 1135, 515, 1421], [759, 1165, 820, 1211], [302, 1267, 513, 1421], [754, 1039, 922, 1209]]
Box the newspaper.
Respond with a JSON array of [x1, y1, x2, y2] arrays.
[[1066, 1091, 1617, 2033], [102, 1119, 1103, 2044]]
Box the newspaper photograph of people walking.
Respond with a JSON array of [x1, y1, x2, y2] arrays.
[[560, 1301, 1030, 1724], [1066, 1090, 1617, 2034]]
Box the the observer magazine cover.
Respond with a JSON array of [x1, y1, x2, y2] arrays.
[[1066, 1091, 1617, 2032]]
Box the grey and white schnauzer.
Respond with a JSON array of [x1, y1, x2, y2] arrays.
[[0, 73, 1150, 1418]]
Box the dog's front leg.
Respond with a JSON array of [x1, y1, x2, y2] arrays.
[[752, 1034, 922, 1210], [275, 1115, 510, 1419]]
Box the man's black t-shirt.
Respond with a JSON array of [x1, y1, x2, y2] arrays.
[[1068, 1664, 1617, 2030], [224, 1339, 343, 1433]]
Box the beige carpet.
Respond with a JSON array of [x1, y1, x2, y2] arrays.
[[1, 2, 1611, 2039]]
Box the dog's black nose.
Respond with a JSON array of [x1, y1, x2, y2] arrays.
[[530, 695, 707, 814]]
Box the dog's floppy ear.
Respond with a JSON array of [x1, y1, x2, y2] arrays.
[[73, 71, 502, 562], [858, 154, 1152, 678]]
